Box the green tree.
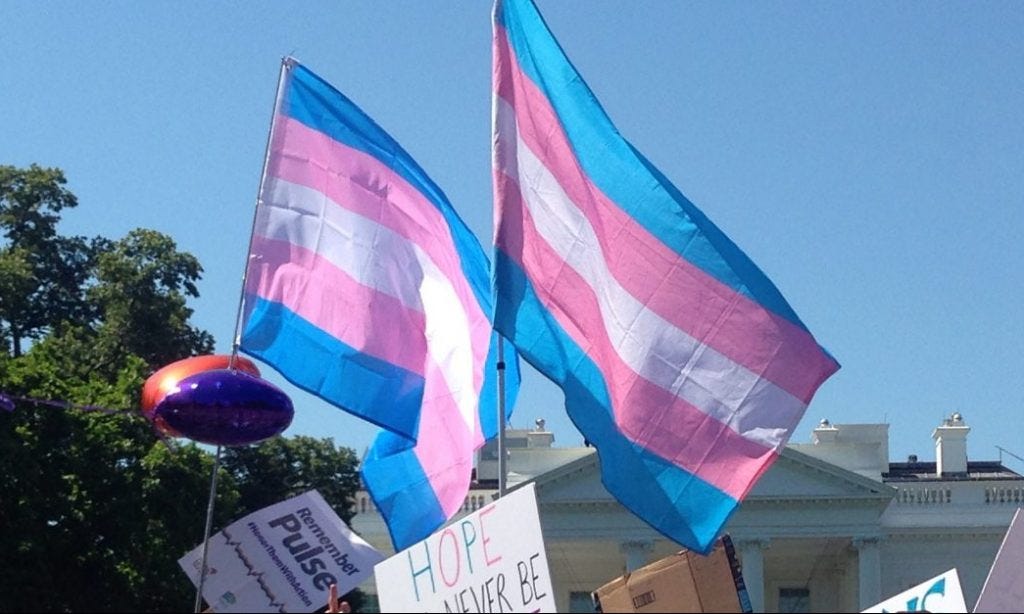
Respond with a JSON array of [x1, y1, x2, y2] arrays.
[[88, 228, 214, 372], [0, 340, 235, 612], [0, 165, 363, 612], [0, 164, 93, 356], [223, 435, 361, 523], [0, 247, 34, 353]]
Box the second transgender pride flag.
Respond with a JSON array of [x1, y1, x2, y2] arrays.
[[240, 58, 518, 549], [492, 0, 839, 553]]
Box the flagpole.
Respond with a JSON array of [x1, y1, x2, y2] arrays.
[[193, 445, 222, 613], [193, 57, 291, 613], [497, 337, 507, 498], [229, 56, 293, 370]]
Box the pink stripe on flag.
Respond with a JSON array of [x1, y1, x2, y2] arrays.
[[250, 228, 485, 516], [268, 114, 492, 387], [246, 235, 428, 376], [412, 382, 482, 517], [495, 171, 778, 500], [495, 28, 835, 403]]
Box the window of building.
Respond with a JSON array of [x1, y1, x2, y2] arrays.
[[778, 587, 810, 613], [568, 590, 596, 612]]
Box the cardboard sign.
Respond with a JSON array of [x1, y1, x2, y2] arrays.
[[592, 535, 752, 613], [179, 490, 384, 612], [861, 568, 966, 613], [374, 483, 555, 613], [975, 507, 1024, 613]]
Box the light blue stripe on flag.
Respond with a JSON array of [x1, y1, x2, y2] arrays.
[[241, 297, 424, 438], [363, 327, 520, 551]]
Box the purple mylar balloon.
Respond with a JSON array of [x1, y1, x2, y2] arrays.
[[153, 369, 294, 446]]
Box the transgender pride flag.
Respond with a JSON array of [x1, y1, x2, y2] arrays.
[[492, 0, 839, 553], [240, 58, 518, 549]]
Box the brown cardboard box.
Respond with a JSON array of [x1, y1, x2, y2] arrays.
[[592, 535, 751, 613]]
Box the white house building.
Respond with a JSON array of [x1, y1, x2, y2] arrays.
[[351, 413, 1023, 612]]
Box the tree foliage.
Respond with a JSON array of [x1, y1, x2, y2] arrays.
[[0, 165, 363, 612], [89, 229, 215, 372], [222, 436, 361, 523], [0, 164, 93, 356]]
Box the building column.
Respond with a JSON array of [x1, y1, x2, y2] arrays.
[[853, 537, 881, 610], [737, 538, 769, 613], [619, 540, 654, 571]]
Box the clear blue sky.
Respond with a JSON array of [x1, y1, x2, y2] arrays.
[[3, 1, 1022, 471]]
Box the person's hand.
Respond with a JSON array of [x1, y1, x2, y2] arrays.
[[326, 583, 351, 613]]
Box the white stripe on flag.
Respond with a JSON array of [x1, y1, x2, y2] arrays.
[[256, 176, 479, 431]]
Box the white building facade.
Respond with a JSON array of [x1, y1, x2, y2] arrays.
[[351, 414, 1023, 612]]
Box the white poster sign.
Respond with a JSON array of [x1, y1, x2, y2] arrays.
[[179, 490, 384, 612], [975, 507, 1024, 613], [861, 568, 966, 613], [375, 483, 555, 613]]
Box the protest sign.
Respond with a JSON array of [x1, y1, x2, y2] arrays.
[[974, 507, 1024, 613], [861, 568, 966, 613], [375, 483, 555, 613], [179, 490, 384, 612]]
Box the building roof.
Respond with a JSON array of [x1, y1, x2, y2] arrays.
[[883, 460, 1024, 482]]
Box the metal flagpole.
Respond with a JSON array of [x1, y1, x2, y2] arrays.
[[497, 337, 507, 498], [228, 56, 293, 370], [193, 58, 292, 613], [193, 445, 222, 613]]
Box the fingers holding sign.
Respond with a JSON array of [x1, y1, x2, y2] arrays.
[[326, 584, 351, 614]]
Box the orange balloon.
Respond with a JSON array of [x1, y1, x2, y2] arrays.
[[152, 415, 181, 439], [141, 354, 260, 417]]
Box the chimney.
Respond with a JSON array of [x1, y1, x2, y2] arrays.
[[812, 418, 839, 444], [527, 418, 554, 448], [933, 412, 969, 476]]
